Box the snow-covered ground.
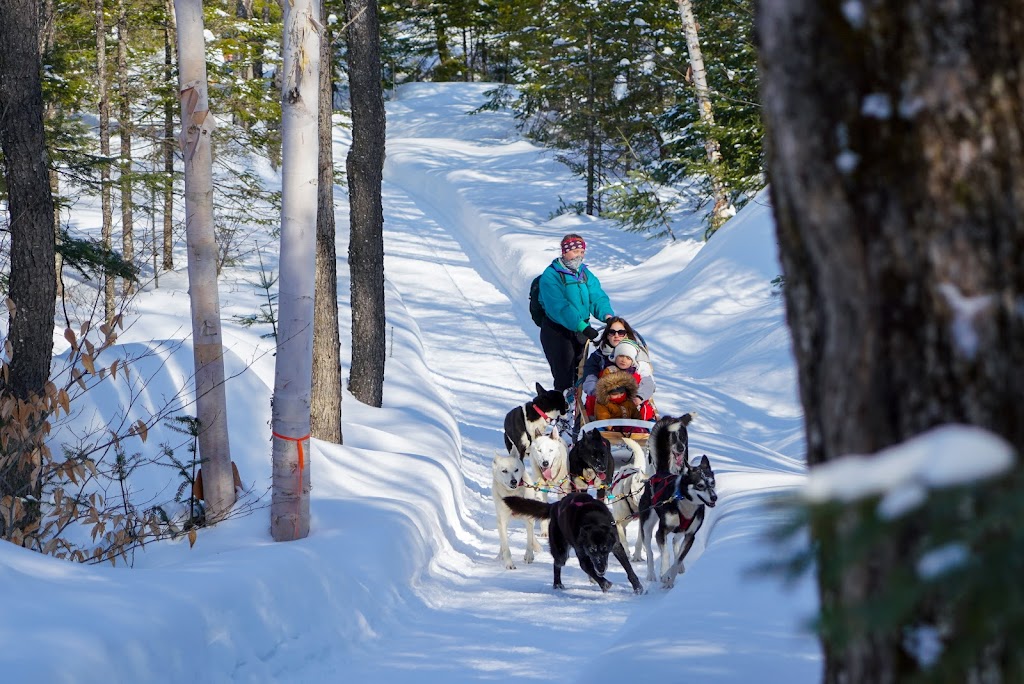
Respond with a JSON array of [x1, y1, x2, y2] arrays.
[[1, 82, 820, 682]]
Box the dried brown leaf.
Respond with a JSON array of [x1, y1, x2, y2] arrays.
[[188, 528, 197, 548], [64, 328, 78, 352]]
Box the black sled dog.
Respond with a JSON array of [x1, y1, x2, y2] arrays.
[[637, 413, 717, 589], [503, 383, 568, 460], [504, 492, 645, 594], [567, 429, 615, 500]]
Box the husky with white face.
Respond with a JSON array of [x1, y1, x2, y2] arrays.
[[526, 427, 570, 495], [638, 453, 718, 589], [492, 453, 543, 569]]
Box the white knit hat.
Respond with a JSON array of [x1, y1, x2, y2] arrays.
[[613, 343, 638, 361]]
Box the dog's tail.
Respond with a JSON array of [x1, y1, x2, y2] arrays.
[[503, 496, 554, 520]]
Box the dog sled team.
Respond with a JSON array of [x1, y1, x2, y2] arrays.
[[492, 232, 719, 595]]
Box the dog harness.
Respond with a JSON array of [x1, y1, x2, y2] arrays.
[[610, 467, 639, 491], [672, 512, 696, 533], [647, 473, 697, 532], [535, 475, 569, 494], [648, 473, 676, 507]]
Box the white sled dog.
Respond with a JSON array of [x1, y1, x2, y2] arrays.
[[525, 427, 570, 539], [526, 427, 570, 496], [609, 436, 655, 561], [492, 452, 542, 569]]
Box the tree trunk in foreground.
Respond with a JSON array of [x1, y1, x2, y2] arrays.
[[345, 0, 386, 407], [0, 0, 58, 535], [173, 0, 235, 519], [758, 0, 1024, 681], [311, 8, 343, 444], [0, 0, 57, 401], [271, 0, 320, 541]]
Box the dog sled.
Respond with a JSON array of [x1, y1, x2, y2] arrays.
[[573, 336, 657, 462]]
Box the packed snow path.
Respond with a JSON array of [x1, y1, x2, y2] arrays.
[[287, 83, 815, 682], [291, 139, 650, 684]]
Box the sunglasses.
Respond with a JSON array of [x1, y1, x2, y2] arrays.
[[608, 329, 627, 336]]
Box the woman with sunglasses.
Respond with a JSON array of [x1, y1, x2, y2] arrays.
[[579, 317, 653, 417]]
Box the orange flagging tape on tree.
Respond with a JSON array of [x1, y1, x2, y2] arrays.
[[273, 431, 310, 537]]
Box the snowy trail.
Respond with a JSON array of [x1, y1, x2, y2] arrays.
[[0, 81, 822, 683], [292, 158, 662, 683]]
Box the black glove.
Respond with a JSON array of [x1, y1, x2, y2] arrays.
[[582, 326, 599, 341]]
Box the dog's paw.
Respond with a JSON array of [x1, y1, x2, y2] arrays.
[[505, 560, 517, 570], [597, 577, 612, 592], [553, 581, 565, 590], [660, 571, 677, 589], [524, 549, 535, 564], [630, 551, 644, 562], [632, 582, 646, 595], [646, 568, 657, 582]]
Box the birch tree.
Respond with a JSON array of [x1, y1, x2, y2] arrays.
[[270, 0, 320, 541], [759, 0, 1024, 680], [677, 0, 731, 234], [345, 0, 386, 407], [173, 0, 235, 519]]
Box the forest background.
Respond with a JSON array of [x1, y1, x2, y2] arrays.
[[2, 0, 1023, 682]]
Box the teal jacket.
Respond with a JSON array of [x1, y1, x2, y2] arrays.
[[537, 258, 614, 332]]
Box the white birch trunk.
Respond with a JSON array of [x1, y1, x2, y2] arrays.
[[271, 0, 320, 542], [173, 0, 235, 519], [677, 0, 732, 231]]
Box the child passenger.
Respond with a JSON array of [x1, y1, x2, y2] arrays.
[[593, 371, 642, 422], [595, 343, 656, 422]]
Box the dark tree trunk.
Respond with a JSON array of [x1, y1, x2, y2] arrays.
[[311, 6, 343, 442], [0, 0, 58, 400], [345, 0, 386, 407], [757, 0, 1024, 681], [39, 0, 63, 296], [0, 0, 58, 533]]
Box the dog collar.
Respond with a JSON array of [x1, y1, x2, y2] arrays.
[[532, 404, 552, 422]]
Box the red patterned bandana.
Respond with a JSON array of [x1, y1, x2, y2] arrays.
[[561, 236, 586, 254]]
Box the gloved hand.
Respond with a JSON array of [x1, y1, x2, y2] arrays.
[[582, 326, 599, 341]]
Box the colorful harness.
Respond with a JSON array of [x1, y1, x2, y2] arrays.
[[648, 473, 696, 532]]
